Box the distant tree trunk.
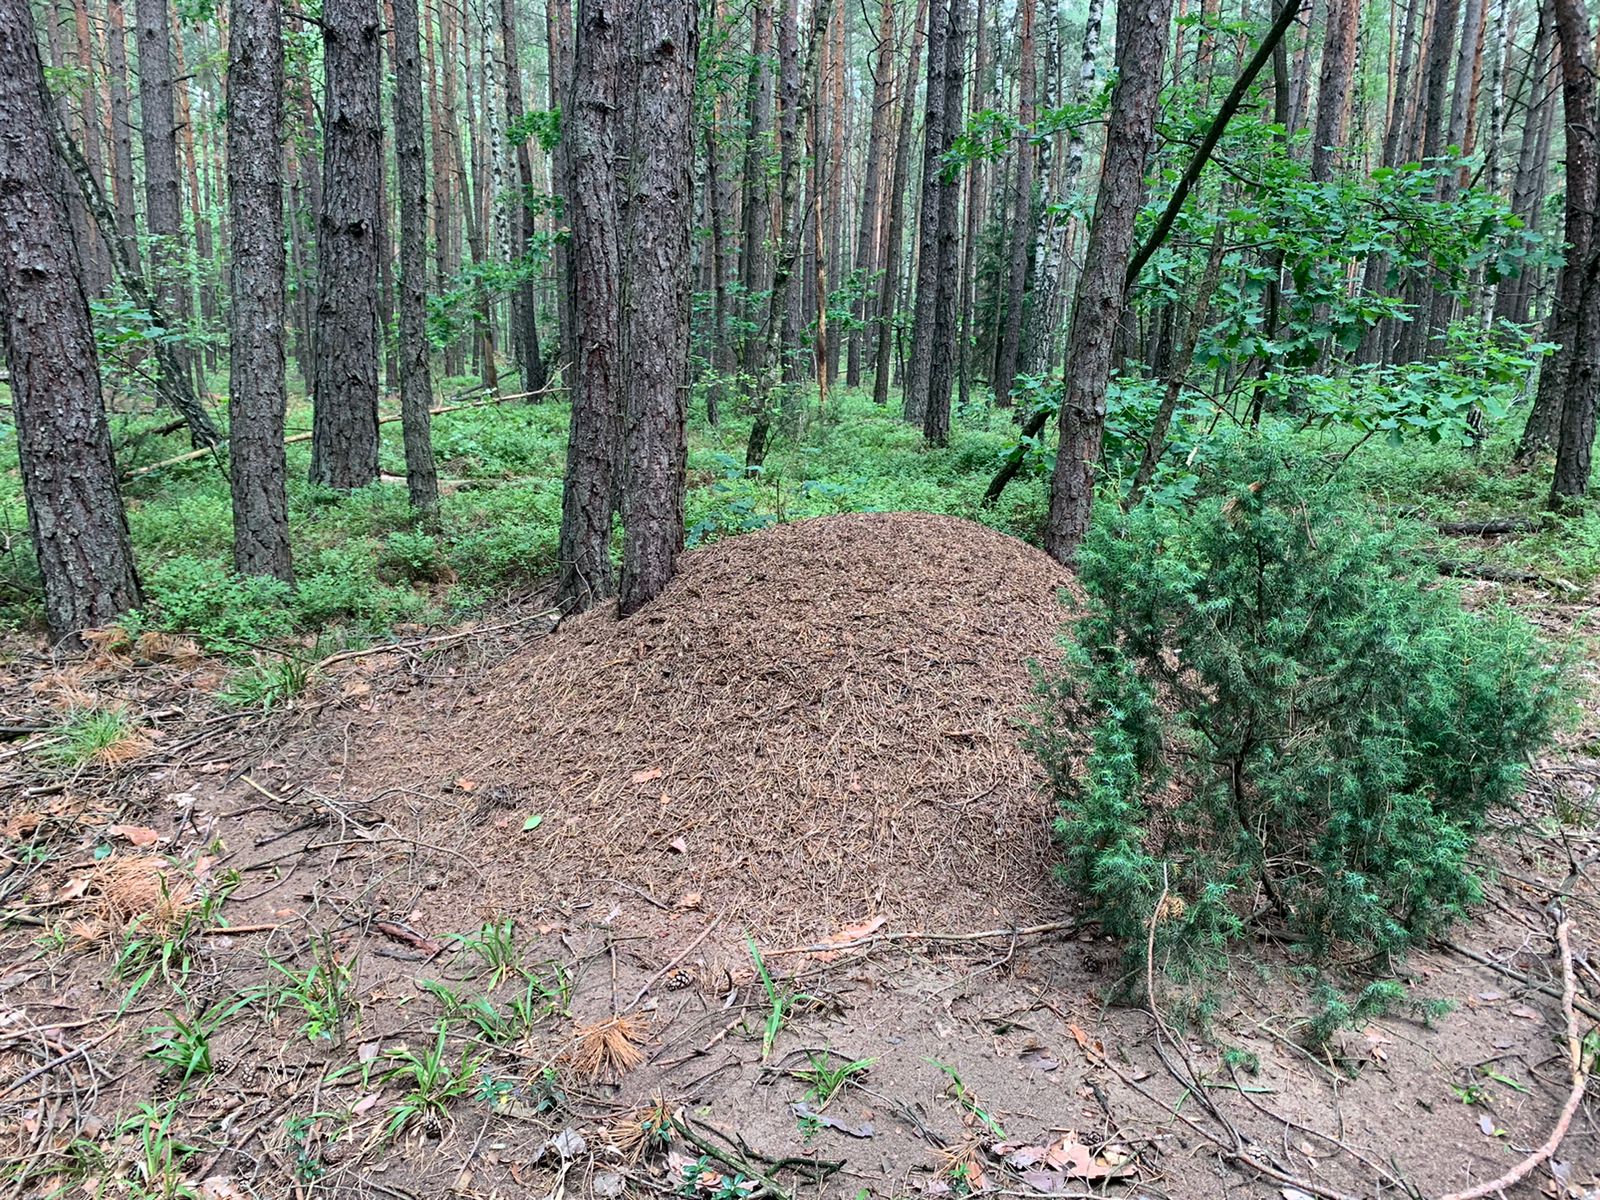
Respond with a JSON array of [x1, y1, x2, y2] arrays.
[[1045, 0, 1174, 561], [823, 0, 845, 386], [105, 0, 139, 270], [394, 0, 441, 522], [1496, 4, 1556, 327], [847, 0, 896, 388], [310, 0, 383, 491], [1310, 0, 1357, 179], [0, 0, 140, 641], [135, 0, 188, 374], [227, 0, 293, 582], [171, 31, 213, 382], [956, 0, 989, 411], [904, 0, 950, 424], [1025, 0, 1103, 378], [71, 0, 109, 296], [557, 0, 627, 611], [872, 0, 928, 407], [502, 0, 548, 396], [1381, 0, 1424, 167], [738, 0, 776, 378], [923, 0, 965, 445], [618, 0, 697, 615], [548, 0, 576, 373], [1522, 0, 1595, 460], [774, 0, 806, 382], [993, 0, 1037, 406]]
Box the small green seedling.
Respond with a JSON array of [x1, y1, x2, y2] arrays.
[[794, 1051, 874, 1109]]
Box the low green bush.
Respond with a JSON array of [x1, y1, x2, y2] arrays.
[[1031, 441, 1563, 981]]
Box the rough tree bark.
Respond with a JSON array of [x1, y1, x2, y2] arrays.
[[104, 0, 139, 270], [557, 0, 627, 611], [737, 0, 776, 379], [993, 0, 1037, 406], [134, 0, 188, 374], [0, 0, 140, 641], [227, 0, 293, 581], [1521, 0, 1596, 460], [871, 0, 929, 407], [923, 0, 966, 445], [1310, 0, 1358, 179], [903, 0, 950, 425], [847, 0, 896, 388], [394, 0, 441, 522], [1044, 0, 1175, 561], [310, 0, 383, 491], [618, 0, 698, 615]]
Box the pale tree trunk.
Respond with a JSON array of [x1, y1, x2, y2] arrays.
[[847, 0, 895, 388], [105, 0, 140, 270], [557, 0, 627, 611], [993, 0, 1037, 407], [1045, 0, 1174, 561], [71, 0, 109, 295], [871, 0, 928, 406], [0, 0, 140, 642], [394, 0, 441, 521], [956, 0, 988, 410], [227, 0, 293, 581], [310, 0, 383, 490], [548, 0, 576, 373], [135, 0, 189, 376], [502, 0, 547, 394]]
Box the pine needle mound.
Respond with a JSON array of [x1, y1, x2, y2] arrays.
[[342, 513, 1080, 936]]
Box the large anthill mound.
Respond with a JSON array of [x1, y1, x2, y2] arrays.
[[350, 513, 1080, 936]]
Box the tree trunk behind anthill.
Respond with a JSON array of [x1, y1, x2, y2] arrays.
[[135, 0, 188, 375], [310, 0, 383, 490], [847, 0, 895, 389], [923, 0, 966, 445], [1045, 0, 1173, 561], [619, 0, 698, 615], [0, 0, 140, 642], [227, 0, 293, 581], [871, 0, 928, 407], [904, 0, 949, 425], [556, 0, 627, 611], [992, 0, 1036, 406]]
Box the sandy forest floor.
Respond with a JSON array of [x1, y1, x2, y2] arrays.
[[1, 513, 1598, 1200]]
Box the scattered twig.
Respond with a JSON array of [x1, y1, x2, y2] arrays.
[[764, 918, 1082, 959], [0, 1029, 117, 1099], [630, 916, 723, 1009], [312, 609, 560, 672], [1439, 918, 1589, 1200], [1439, 939, 1600, 1023], [1435, 517, 1546, 537]]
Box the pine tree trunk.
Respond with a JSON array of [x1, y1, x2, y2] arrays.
[[547, 0, 576, 374], [872, 0, 928, 407], [1521, 0, 1595, 460], [502, 0, 548, 395], [847, 0, 895, 388], [738, 0, 776, 378], [904, 0, 950, 423], [619, 0, 697, 615], [135, 0, 189, 374], [923, 0, 966, 445], [1496, 5, 1556, 327], [0, 0, 140, 641], [956, 0, 989, 410], [394, 0, 441, 521], [993, 0, 1037, 406], [105, 0, 140, 270], [227, 0, 293, 581], [71, 0, 109, 296], [1310, 0, 1357, 179], [557, 0, 627, 611], [310, 0, 383, 490], [1045, 0, 1173, 561]]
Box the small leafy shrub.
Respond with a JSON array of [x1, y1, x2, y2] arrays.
[[143, 556, 294, 649], [378, 529, 447, 583], [1031, 443, 1562, 979]]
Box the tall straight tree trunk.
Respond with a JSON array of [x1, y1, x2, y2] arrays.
[[847, 0, 895, 388], [135, 0, 188, 372], [904, 0, 950, 423], [1045, 0, 1174, 561], [310, 0, 383, 490], [171, 31, 215, 382], [822, 0, 846, 385], [1310, 0, 1358, 178], [738, 0, 776, 377], [1026, 0, 1103, 378], [105, 0, 140, 271], [439, 0, 466, 376], [1381, 0, 1423, 166], [872, 0, 928, 406], [227, 0, 293, 581], [993, 0, 1037, 406], [394, 0, 441, 521], [557, 0, 627, 611], [71, 0, 109, 295], [923, 0, 966, 444], [619, 0, 697, 615], [0, 0, 140, 641], [1496, 4, 1556, 327], [1522, 0, 1596, 459], [956, 0, 989, 409], [502, 0, 548, 395]]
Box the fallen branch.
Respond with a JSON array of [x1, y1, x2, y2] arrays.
[[763, 918, 1083, 959], [1435, 517, 1546, 537], [124, 385, 568, 479], [1440, 918, 1588, 1200], [312, 608, 560, 672], [1436, 559, 1550, 585], [630, 916, 724, 1008], [1439, 938, 1600, 1023]]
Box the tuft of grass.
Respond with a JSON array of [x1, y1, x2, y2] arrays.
[[794, 1050, 874, 1109], [449, 917, 521, 988], [746, 936, 813, 1061], [42, 706, 149, 769], [219, 651, 318, 711], [380, 1022, 484, 1139], [144, 993, 255, 1083], [265, 935, 358, 1046]]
